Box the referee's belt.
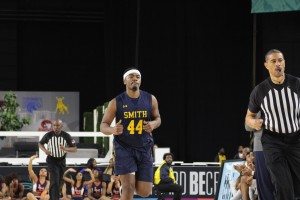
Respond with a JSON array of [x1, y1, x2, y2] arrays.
[[264, 129, 300, 142], [48, 155, 66, 160]]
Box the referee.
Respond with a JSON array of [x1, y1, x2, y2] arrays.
[[245, 49, 300, 199], [39, 119, 77, 200]]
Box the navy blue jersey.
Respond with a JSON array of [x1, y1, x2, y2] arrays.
[[248, 74, 300, 133], [115, 90, 154, 148]]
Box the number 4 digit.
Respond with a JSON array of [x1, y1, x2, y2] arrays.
[[127, 120, 143, 134]]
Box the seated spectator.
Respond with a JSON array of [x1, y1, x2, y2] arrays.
[[240, 152, 257, 200], [232, 152, 258, 200], [229, 175, 242, 200], [214, 147, 227, 165], [0, 174, 10, 199], [63, 158, 102, 199], [106, 175, 121, 200], [154, 153, 183, 200], [103, 158, 114, 197], [63, 168, 95, 200], [80, 158, 102, 173], [26, 155, 50, 200], [245, 114, 275, 200], [233, 145, 244, 159], [241, 147, 251, 160], [5, 172, 25, 199], [83, 158, 102, 196], [87, 169, 110, 200], [103, 158, 114, 176]]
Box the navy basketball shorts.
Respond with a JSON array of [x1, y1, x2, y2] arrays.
[[114, 141, 153, 182]]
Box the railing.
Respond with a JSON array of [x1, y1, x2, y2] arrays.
[[0, 131, 113, 165]]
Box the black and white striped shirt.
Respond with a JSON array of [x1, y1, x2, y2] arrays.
[[39, 131, 76, 158], [248, 74, 300, 134]]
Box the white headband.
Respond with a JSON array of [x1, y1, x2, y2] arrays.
[[123, 69, 141, 80]]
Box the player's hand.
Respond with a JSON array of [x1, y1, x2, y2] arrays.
[[143, 120, 154, 133], [113, 120, 123, 135]]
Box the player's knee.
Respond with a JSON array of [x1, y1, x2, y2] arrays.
[[135, 187, 152, 197], [136, 190, 151, 197]]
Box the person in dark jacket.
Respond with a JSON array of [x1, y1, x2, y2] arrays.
[[154, 153, 182, 200]]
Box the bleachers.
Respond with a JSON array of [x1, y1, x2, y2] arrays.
[[66, 148, 98, 158], [14, 141, 39, 158]]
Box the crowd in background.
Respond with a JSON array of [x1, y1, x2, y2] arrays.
[[0, 157, 120, 200]]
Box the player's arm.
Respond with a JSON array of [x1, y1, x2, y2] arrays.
[[100, 99, 121, 135], [143, 95, 161, 133], [151, 95, 161, 128]]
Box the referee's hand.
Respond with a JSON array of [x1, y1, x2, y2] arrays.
[[45, 150, 51, 155], [59, 144, 65, 151]]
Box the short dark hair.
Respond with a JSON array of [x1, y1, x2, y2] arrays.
[[163, 153, 174, 160], [265, 49, 284, 61]]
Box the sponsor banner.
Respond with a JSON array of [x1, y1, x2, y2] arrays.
[[214, 160, 245, 200], [172, 166, 220, 198], [134, 166, 220, 199]]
